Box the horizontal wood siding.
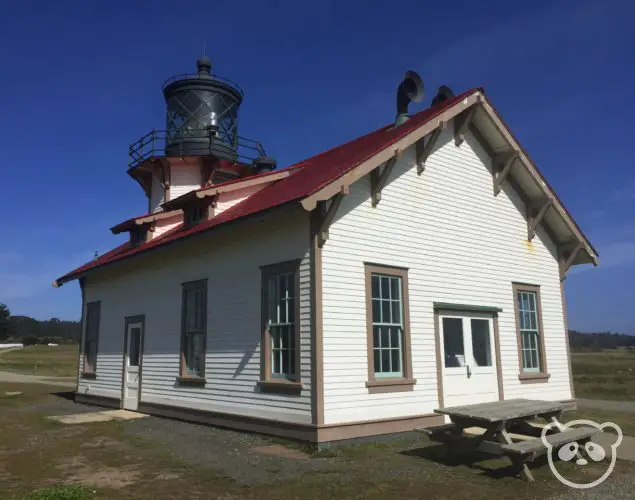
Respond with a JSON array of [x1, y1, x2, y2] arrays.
[[170, 164, 201, 200], [150, 173, 165, 213], [152, 215, 182, 238], [81, 208, 312, 423], [215, 184, 266, 215], [321, 128, 571, 425]]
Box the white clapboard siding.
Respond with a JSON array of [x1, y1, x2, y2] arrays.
[[170, 164, 201, 200], [81, 207, 312, 424], [321, 127, 571, 425], [215, 184, 267, 215], [150, 173, 165, 212], [152, 215, 182, 238]]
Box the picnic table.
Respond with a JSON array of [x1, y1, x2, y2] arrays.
[[420, 399, 598, 481]]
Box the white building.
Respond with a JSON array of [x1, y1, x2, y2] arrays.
[[55, 60, 597, 445]]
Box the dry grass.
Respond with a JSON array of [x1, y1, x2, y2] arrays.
[[1, 383, 634, 500], [0, 344, 78, 378], [572, 349, 635, 400]]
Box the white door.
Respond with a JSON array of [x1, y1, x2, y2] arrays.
[[123, 321, 143, 411], [440, 312, 499, 408]]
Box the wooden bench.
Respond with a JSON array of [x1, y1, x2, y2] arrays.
[[418, 423, 456, 439], [500, 427, 598, 459]]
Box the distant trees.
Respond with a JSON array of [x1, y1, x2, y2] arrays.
[[0, 303, 10, 341], [0, 303, 81, 344], [569, 330, 635, 351], [8, 316, 81, 343]]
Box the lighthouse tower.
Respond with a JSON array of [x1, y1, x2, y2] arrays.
[[128, 56, 276, 213]]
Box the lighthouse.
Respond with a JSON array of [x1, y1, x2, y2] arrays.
[[128, 56, 276, 213]]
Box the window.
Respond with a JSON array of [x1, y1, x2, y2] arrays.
[[260, 260, 301, 390], [180, 280, 207, 380], [365, 264, 414, 392], [513, 283, 549, 381], [82, 301, 101, 375], [471, 319, 492, 367], [129, 326, 141, 367]]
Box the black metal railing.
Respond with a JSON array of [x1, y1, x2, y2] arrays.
[[128, 128, 266, 169]]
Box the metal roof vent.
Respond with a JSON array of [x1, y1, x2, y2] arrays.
[[395, 70, 424, 126], [431, 85, 455, 106]]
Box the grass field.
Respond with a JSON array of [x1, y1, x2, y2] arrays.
[[571, 348, 635, 401], [0, 346, 634, 498], [0, 344, 78, 378], [1, 383, 633, 500]]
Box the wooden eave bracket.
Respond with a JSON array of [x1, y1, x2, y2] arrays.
[[416, 122, 445, 175], [559, 241, 584, 280], [317, 193, 346, 247], [493, 151, 519, 196], [454, 107, 476, 146], [370, 154, 398, 207], [527, 198, 554, 241], [199, 159, 216, 187]]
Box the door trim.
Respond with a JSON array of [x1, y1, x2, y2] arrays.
[[434, 305, 504, 408], [121, 315, 146, 409]]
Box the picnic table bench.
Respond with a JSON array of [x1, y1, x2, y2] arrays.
[[419, 399, 598, 481]]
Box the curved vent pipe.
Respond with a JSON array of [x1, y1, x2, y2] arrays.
[[395, 70, 424, 126]]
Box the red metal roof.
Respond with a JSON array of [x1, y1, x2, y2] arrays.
[[55, 89, 479, 286]]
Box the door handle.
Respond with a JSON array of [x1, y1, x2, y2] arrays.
[[466, 364, 472, 378]]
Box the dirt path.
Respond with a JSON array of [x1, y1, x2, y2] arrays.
[[0, 370, 76, 388], [578, 398, 635, 414]]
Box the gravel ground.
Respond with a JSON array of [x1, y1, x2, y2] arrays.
[[121, 415, 343, 485], [14, 391, 105, 416], [548, 476, 635, 499]]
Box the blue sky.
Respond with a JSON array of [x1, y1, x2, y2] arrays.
[[1, 0, 633, 332]]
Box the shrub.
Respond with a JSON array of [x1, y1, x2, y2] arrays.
[[26, 484, 94, 500]]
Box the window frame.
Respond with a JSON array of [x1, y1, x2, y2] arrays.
[[364, 263, 415, 393], [178, 279, 208, 384], [512, 282, 550, 383], [81, 301, 101, 377], [259, 259, 302, 394]]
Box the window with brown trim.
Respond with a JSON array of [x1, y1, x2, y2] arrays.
[[179, 280, 207, 382], [364, 264, 415, 393], [82, 301, 101, 376], [259, 260, 302, 393], [512, 283, 550, 383]]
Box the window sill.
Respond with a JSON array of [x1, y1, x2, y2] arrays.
[[80, 372, 97, 379], [366, 378, 417, 394], [518, 372, 551, 384], [176, 376, 207, 386], [257, 380, 303, 395]]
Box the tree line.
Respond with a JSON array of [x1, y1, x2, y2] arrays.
[[568, 329, 635, 351], [0, 303, 80, 345]]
